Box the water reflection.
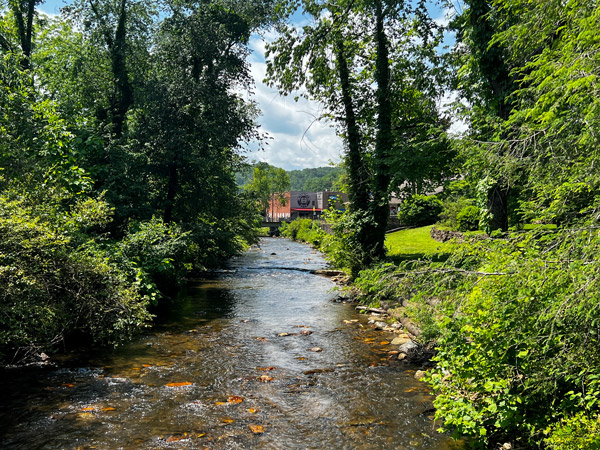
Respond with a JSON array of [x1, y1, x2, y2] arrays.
[[0, 238, 462, 449]]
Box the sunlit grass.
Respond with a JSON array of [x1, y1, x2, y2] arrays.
[[385, 225, 448, 263], [522, 223, 557, 230]]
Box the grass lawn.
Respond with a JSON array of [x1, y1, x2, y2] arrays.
[[522, 223, 557, 230], [385, 225, 448, 263]]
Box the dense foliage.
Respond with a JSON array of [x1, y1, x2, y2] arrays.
[[349, 229, 600, 448], [397, 194, 443, 227], [0, 0, 271, 364], [270, 0, 600, 447], [243, 162, 290, 216], [237, 164, 343, 193], [287, 166, 344, 191]]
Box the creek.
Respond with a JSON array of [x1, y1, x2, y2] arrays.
[[0, 238, 462, 449]]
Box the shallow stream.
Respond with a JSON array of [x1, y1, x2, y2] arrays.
[[0, 238, 462, 449]]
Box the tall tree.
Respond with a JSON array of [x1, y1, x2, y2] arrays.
[[65, 0, 144, 139], [452, 0, 516, 231], [491, 0, 600, 226], [267, 0, 449, 265], [266, 0, 372, 215], [141, 0, 268, 227], [369, 0, 393, 258], [334, 35, 370, 212], [244, 162, 290, 217], [6, 0, 41, 69]]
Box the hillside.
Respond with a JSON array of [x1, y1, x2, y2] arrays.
[[237, 164, 343, 192]]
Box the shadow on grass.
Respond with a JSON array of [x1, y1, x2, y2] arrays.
[[388, 252, 450, 265]]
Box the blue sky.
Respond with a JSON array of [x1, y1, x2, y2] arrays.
[[37, 0, 457, 171]]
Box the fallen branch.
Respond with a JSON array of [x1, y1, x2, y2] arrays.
[[392, 268, 511, 277], [399, 316, 422, 338]]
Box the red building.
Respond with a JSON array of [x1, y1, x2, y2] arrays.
[[266, 191, 348, 222]]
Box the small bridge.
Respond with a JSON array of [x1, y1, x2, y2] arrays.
[[261, 221, 288, 236]]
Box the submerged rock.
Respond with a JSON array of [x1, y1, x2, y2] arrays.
[[391, 337, 411, 346], [373, 321, 387, 330], [398, 340, 419, 353], [414, 370, 427, 381]]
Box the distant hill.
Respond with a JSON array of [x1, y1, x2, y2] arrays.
[[235, 165, 254, 187], [237, 164, 343, 192], [288, 166, 343, 191]]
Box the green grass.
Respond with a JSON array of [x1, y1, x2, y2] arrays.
[[522, 223, 558, 230], [385, 225, 448, 263]]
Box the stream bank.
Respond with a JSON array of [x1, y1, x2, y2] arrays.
[[0, 238, 462, 449]]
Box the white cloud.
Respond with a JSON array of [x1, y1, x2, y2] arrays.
[[432, 4, 457, 29], [37, 0, 65, 16], [438, 90, 469, 135], [244, 33, 343, 171]]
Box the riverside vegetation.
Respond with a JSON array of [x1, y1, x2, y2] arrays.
[[274, 0, 600, 447], [4, 0, 600, 448], [282, 217, 600, 450], [0, 0, 278, 364]]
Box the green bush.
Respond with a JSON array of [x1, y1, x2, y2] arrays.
[[280, 218, 326, 247], [347, 227, 600, 447], [320, 209, 380, 276], [280, 218, 312, 240], [118, 217, 192, 291], [0, 195, 153, 363], [421, 230, 600, 447], [544, 413, 600, 450], [456, 205, 480, 231], [439, 197, 477, 230], [399, 194, 443, 227]]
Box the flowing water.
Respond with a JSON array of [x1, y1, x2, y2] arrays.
[[0, 238, 462, 449]]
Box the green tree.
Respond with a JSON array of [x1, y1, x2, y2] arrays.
[[492, 0, 600, 226], [4, 0, 42, 70], [287, 166, 343, 191], [0, 0, 277, 363], [266, 0, 371, 213], [267, 0, 449, 267], [451, 0, 517, 232], [245, 162, 290, 217]]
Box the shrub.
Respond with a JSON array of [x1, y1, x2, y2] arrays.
[[544, 413, 600, 450], [344, 227, 600, 447], [118, 217, 192, 291], [456, 205, 480, 231], [320, 209, 380, 276], [0, 196, 153, 363], [421, 230, 600, 447], [281, 218, 312, 240], [399, 194, 443, 227], [439, 197, 477, 230], [280, 218, 326, 247]]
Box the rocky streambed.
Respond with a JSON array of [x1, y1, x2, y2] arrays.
[[0, 238, 462, 449]]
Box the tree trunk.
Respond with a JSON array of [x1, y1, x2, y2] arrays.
[[468, 0, 514, 232], [110, 0, 133, 138], [370, 0, 392, 258], [334, 38, 369, 212], [164, 157, 178, 224], [88, 0, 134, 138], [9, 0, 36, 70], [487, 184, 509, 232]]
